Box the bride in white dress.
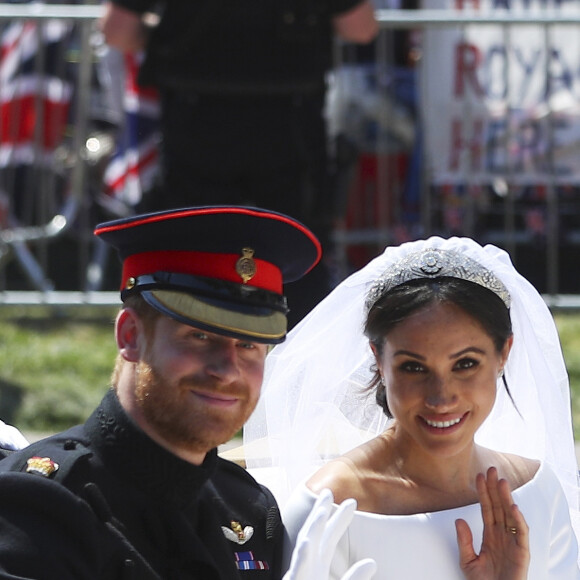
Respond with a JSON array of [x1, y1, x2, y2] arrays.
[[244, 237, 580, 579]]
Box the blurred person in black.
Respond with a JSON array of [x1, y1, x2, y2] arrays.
[[100, 0, 378, 327]]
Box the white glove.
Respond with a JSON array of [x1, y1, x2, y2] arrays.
[[283, 488, 376, 580], [0, 419, 28, 450]]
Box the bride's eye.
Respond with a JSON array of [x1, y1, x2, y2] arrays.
[[454, 358, 478, 370], [400, 361, 425, 373]]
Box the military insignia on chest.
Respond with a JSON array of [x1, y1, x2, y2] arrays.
[[222, 520, 254, 545], [234, 551, 269, 571], [25, 456, 59, 477]]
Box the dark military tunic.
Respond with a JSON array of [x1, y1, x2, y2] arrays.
[[0, 390, 284, 579]]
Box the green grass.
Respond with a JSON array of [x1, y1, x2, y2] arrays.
[[0, 307, 118, 432], [1, 307, 580, 440], [553, 313, 580, 440]]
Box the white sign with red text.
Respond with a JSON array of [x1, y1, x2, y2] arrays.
[[421, 0, 580, 185]]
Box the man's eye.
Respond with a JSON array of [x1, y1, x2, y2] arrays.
[[191, 332, 209, 341], [237, 342, 256, 350]]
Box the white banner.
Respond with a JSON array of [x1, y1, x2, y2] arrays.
[[422, 0, 580, 185]]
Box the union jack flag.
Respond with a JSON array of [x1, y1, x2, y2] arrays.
[[102, 51, 161, 208], [0, 18, 73, 167]]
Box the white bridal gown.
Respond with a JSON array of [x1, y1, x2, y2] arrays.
[[283, 462, 580, 580]]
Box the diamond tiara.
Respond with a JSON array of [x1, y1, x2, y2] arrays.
[[365, 248, 511, 312]]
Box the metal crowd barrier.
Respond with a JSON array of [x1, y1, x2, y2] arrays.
[[1, 3, 580, 307], [0, 3, 102, 300]]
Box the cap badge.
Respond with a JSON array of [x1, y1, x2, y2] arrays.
[[222, 520, 254, 545], [235, 248, 257, 284], [26, 456, 59, 477]]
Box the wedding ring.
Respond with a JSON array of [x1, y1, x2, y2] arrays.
[[507, 526, 518, 534]]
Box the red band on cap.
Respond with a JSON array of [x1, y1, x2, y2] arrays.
[[122, 250, 283, 293]]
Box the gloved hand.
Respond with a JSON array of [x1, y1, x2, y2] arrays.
[[283, 489, 376, 580]]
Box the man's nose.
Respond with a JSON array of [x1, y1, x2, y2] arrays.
[[205, 342, 241, 381]]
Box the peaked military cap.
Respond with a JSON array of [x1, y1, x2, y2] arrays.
[[94, 206, 322, 344]]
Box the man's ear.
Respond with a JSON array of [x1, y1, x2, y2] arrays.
[[115, 308, 144, 362]]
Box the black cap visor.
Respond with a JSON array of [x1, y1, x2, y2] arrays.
[[142, 289, 287, 344], [129, 271, 288, 344]]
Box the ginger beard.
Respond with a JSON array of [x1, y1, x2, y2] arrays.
[[133, 359, 256, 454]]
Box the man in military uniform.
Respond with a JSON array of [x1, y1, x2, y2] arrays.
[[0, 206, 376, 579]]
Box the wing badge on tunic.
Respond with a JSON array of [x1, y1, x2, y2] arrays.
[[222, 520, 254, 544]]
